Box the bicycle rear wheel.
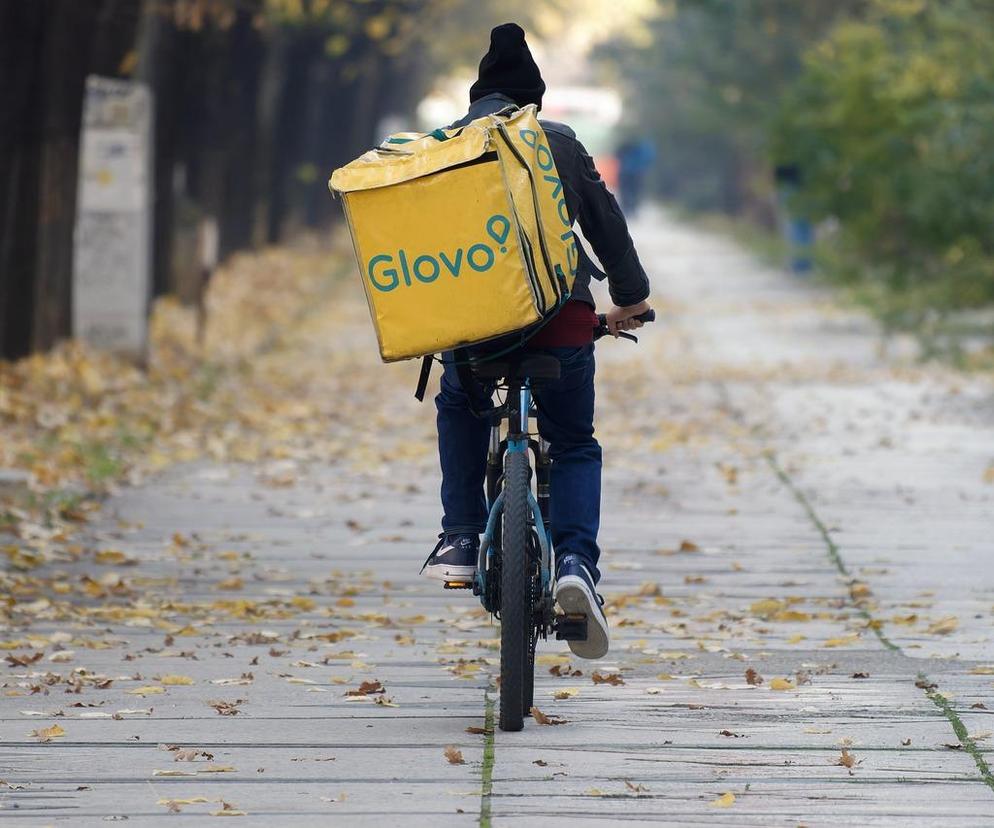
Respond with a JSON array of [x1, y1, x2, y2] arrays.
[[499, 449, 531, 731]]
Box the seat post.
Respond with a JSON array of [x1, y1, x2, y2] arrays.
[[505, 378, 526, 444]]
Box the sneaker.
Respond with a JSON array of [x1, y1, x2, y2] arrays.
[[421, 534, 478, 582], [554, 553, 609, 659]]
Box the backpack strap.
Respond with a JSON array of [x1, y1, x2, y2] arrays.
[[452, 347, 496, 419], [576, 236, 606, 281], [414, 355, 433, 402]]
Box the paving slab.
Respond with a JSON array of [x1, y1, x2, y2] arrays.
[[2, 210, 993, 825]]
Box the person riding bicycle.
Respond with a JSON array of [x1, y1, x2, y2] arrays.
[[422, 23, 652, 660]]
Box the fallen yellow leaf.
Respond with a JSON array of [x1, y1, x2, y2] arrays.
[[127, 685, 165, 695], [774, 610, 811, 622], [770, 678, 795, 691], [31, 724, 65, 742], [95, 549, 134, 565], [160, 675, 195, 686], [709, 791, 735, 808], [926, 616, 958, 635], [823, 634, 860, 648], [749, 599, 784, 616]]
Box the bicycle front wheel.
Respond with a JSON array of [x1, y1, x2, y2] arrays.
[[499, 449, 531, 732]]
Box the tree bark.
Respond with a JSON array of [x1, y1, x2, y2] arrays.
[[220, 8, 263, 255], [136, 0, 178, 298], [31, 0, 142, 353], [0, 3, 47, 359]]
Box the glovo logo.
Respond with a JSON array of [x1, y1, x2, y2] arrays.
[[367, 214, 511, 293], [518, 128, 578, 277]]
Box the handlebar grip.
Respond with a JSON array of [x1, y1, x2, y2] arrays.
[[596, 309, 655, 326]]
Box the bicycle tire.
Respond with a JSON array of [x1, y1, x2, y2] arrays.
[[523, 624, 536, 713], [499, 449, 530, 732], [522, 529, 540, 713]]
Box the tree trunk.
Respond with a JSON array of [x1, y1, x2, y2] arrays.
[[137, 0, 178, 298], [0, 2, 47, 359], [252, 30, 288, 247], [220, 8, 263, 255], [31, 0, 142, 353], [30, 0, 101, 352]]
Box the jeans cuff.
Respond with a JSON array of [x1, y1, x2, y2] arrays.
[[440, 524, 484, 536]]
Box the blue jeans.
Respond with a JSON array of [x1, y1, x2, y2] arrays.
[[435, 344, 602, 583]]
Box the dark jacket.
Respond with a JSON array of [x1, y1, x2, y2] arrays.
[[449, 93, 650, 309]]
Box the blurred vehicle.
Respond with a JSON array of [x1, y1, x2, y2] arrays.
[[418, 84, 622, 189], [540, 86, 622, 190]]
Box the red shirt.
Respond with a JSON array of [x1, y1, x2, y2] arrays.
[[527, 300, 598, 349]]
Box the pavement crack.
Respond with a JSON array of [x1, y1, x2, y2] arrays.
[[921, 673, 994, 793], [765, 450, 994, 796], [478, 687, 496, 828], [764, 451, 899, 653]]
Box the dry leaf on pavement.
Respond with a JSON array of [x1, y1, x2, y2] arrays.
[[530, 706, 568, 725], [345, 680, 384, 696], [926, 616, 958, 635], [552, 688, 579, 699], [30, 724, 65, 742], [443, 745, 465, 765]]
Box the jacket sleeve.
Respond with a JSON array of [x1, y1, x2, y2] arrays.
[[572, 140, 650, 307]]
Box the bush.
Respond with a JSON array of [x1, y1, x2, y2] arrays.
[[772, 0, 994, 319]]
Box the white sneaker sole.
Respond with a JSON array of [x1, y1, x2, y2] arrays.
[[554, 575, 610, 660], [422, 563, 476, 582]]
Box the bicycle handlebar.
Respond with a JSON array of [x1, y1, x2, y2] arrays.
[[594, 309, 655, 342]]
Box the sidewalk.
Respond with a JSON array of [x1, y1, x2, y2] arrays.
[[2, 211, 992, 826]]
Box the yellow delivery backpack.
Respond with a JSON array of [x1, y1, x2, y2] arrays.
[[329, 104, 577, 364]]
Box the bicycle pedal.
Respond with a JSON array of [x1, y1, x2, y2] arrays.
[[554, 613, 588, 641], [443, 580, 473, 590]]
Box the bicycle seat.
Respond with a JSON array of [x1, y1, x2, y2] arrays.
[[471, 353, 561, 382]]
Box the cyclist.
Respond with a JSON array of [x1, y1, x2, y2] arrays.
[[422, 23, 652, 660]]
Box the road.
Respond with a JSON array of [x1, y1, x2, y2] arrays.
[[2, 210, 993, 825]]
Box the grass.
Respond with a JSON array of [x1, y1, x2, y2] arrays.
[[765, 451, 900, 654], [479, 688, 496, 828], [923, 675, 994, 793], [767, 450, 994, 794]]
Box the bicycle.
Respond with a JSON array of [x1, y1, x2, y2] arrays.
[[442, 310, 654, 731]]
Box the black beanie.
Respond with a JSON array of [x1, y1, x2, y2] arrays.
[[469, 23, 546, 109]]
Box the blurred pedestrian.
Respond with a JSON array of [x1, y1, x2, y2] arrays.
[[615, 138, 656, 217], [774, 164, 813, 274]]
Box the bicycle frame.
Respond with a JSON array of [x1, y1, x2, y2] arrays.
[[474, 379, 553, 612]]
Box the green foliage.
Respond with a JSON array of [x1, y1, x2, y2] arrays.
[[597, 0, 861, 217], [603, 0, 994, 325], [263, 0, 554, 69], [772, 0, 994, 317]]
